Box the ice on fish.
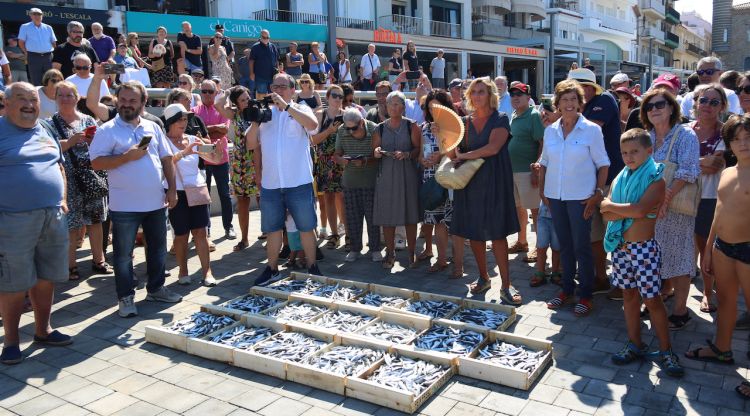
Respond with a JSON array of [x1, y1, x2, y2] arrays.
[[367, 354, 449, 395], [306, 345, 384, 376], [252, 332, 327, 362], [477, 341, 546, 374], [210, 325, 275, 349], [450, 308, 509, 329], [222, 295, 282, 314], [414, 326, 484, 355], [404, 300, 458, 319], [359, 321, 418, 344], [166, 312, 236, 338], [265, 302, 327, 322], [267, 278, 324, 294], [311, 283, 364, 301], [355, 292, 407, 307], [312, 310, 374, 332]]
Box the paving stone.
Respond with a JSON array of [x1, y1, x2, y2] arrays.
[[87, 365, 135, 386], [611, 370, 653, 391], [258, 397, 312, 416], [593, 400, 646, 416], [696, 386, 746, 411], [84, 392, 139, 415], [299, 388, 347, 410], [418, 396, 457, 416], [478, 391, 527, 416], [0, 384, 45, 408], [518, 400, 569, 416], [544, 370, 591, 392], [575, 364, 617, 382], [581, 379, 628, 402], [518, 383, 563, 404], [179, 370, 228, 393], [9, 393, 67, 416], [331, 397, 381, 416], [109, 350, 175, 375], [132, 381, 208, 413], [270, 381, 315, 400], [553, 389, 601, 414], [229, 388, 282, 412], [152, 363, 204, 384], [651, 377, 700, 400], [108, 372, 159, 394], [301, 408, 337, 416], [109, 401, 165, 416], [39, 403, 90, 416], [203, 379, 256, 402], [622, 388, 673, 412], [441, 381, 490, 405], [183, 398, 239, 416], [444, 401, 495, 416], [61, 383, 114, 406], [670, 396, 718, 416]]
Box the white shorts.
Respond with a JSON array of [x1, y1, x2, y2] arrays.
[[513, 172, 541, 210]]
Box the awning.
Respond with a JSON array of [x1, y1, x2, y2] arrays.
[[511, 0, 546, 21], [473, 0, 512, 14]]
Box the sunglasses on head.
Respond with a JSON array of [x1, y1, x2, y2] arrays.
[[737, 85, 750, 95], [200, 89, 216, 94], [644, 100, 668, 112], [330, 93, 344, 99], [696, 69, 718, 76], [698, 96, 721, 107]]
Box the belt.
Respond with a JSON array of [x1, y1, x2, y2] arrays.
[[28, 51, 52, 56]]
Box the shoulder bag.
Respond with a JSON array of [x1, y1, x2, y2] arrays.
[[435, 117, 485, 190], [52, 117, 108, 200], [658, 126, 701, 217], [175, 138, 212, 207]]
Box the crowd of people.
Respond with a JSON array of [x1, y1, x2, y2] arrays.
[[1, 7, 750, 399]]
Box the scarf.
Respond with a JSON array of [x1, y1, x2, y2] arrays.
[[604, 156, 664, 253]]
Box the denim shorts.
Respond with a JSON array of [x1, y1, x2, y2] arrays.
[[536, 216, 560, 251], [0, 208, 69, 293], [255, 78, 271, 94], [184, 60, 202, 73], [260, 183, 317, 233]]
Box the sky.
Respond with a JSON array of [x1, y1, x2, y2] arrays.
[[675, 0, 748, 23]]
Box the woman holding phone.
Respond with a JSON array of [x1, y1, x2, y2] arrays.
[[49, 81, 109, 281]]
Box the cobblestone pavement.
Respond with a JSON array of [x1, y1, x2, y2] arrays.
[[1, 211, 749, 416]]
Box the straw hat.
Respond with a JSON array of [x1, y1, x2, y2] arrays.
[[568, 68, 604, 95], [430, 103, 464, 154]]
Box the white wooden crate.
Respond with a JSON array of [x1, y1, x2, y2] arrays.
[[144, 306, 238, 352]]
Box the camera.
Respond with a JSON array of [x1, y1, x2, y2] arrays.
[[241, 96, 274, 123]]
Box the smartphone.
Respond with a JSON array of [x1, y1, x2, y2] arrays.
[[138, 135, 153, 149], [342, 155, 364, 160], [334, 115, 344, 124], [103, 63, 125, 75], [84, 125, 97, 139], [197, 144, 216, 153], [406, 71, 420, 80]]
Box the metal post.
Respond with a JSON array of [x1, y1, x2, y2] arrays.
[[549, 11, 557, 94], [648, 37, 653, 90], [328, 0, 337, 55]]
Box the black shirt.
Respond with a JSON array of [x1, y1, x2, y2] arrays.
[[404, 51, 418, 72], [388, 57, 402, 75], [177, 33, 202, 67], [220, 37, 234, 58], [583, 91, 623, 185], [52, 42, 100, 78]]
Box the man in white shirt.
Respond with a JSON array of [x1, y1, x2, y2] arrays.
[[246, 73, 321, 285], [430, 49, 446, 89], [681, 57, 742, 119], [17, 8, 56, 86], [89, 81, 181, 318], [360, 44, 380, 91], [66, 53, 109, 100], [495, 76, 513, 116]]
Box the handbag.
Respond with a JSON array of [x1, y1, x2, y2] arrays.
[[419, 176, 448, 211], [51, 117, 108, 200], [175, 141, 212, 207], [658, 126, 701, 217], [150, 56, 165, 72], [435, 117, 485, 190]]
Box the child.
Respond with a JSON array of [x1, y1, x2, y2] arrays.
[[599, 128, 683, 377], [683, 114, 750, 398], [530, 201, 561, 287]]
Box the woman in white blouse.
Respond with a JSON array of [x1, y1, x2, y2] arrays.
[[163, 104, 222, 287], [38, 69, 63, 119], [539, 79, 610, 317]]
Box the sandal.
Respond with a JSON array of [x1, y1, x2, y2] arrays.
[[700, 297, 717, 313], [500, 286, 522, 305], [257, 233, 267, 240], [684, 339, 735, 364], [428, 262, 449, 273], [382, 252, 395, 269], [326, 234, 340, 249], [549, 271, 563, 286], [649, 349, 684, 378], [612, 341, 647, 365], [449, 265, 464, 280], [233, 241, 248, 252], [668, 313, 691, 330], [92, 262, 112, 274], [469, 278, 491, 295], [417, 252, 434, 262], [523, 248, 538, 263], [547, 292, 572, 309], [574, 298, 593, 317], [530, 271, 547, 287], [508, 241, 529, 254], [735, 381, 750, 400], [68, 267, 80, 281]]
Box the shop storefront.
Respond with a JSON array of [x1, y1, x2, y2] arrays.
[[0, 4, 123, 45]]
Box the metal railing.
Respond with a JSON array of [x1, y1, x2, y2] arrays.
[[666, 31, 679, 47], [251, 9, 327, 24], [335, 16, 375, 30], [550, 0, 581, 13], [666, 6, 680, 23], [581, 14, 634, 35], [687, 42, 705, 56], [639, 0, 665, 17], [429, 19, 461, 38], [472, 18, 538, 39], [378, 14, 423, 35]]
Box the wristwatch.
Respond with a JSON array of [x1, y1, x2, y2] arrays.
[[595, 187, 605, 197]]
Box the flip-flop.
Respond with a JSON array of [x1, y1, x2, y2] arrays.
[[684, 339, 735, 364], [233, 241, 248, 252], [500, 286, 522, 305], [469, 278, 491, 294], [700, 298, 717, 313], [736, 381, 750, 400], [428, 262, 449, 273], [68, 267, 80, 281]]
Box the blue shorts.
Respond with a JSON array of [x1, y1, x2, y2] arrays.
[[0, 208, 69, 293], [260, 183, 317, 233], [255, 78, 271, 94], [611, 239, 662, 299], [536, 217, 560, 251], [184, 60, 202, 73]]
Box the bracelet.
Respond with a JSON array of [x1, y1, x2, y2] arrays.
[[284, 103, 291, 111]]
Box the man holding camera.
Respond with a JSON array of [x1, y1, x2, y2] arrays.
[[90, 81, 181, 318], [246, 73, 321, 285]]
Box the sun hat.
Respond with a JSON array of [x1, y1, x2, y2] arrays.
[[610, 72, 630, 86], [568, 68, 604, 95], [163, 103, 192, 127], [429, 103, 464, 154]]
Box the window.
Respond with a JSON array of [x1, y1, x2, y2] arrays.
[[723, 29, 728, 43]]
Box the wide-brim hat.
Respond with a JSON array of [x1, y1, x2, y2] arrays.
[[430, 103, 463, 154], [568, 68, 604, 95]]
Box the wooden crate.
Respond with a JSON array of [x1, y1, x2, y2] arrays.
[[186, 315, 285, 363], [252, 294, 332, 327], [406, 320, 487, 358], [385, 291, 462, 319], [308, 301, 381, 334], [285, 333, 392, 395], [354, 310, 432, 347], [440, 298, 517, 332], [345, 346, 456, 414], [232, 322, 335, 380], [205, 288, 288, 318], [350, 283, 414, 310], [261, 273, 330, 297], [300, 277, 370, 303], [144, 306, 238, 352], [457, 330, 553, 390]]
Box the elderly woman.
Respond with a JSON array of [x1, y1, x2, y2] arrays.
[[177, 73, 201, 108], [541, 80, 610, 316], [49, 81, 109, 280], [334, 108, 382, 261], [688, 84, 728, 314], [215, 86, 261, 250], [419, 90, 455, 273], [208, 32, 233, 88], [311, 85, 347, 249], [37, 69, 63, 119], [148, 27, 175, 88], [447, 78, 521, 302], [163, 104, 223, 286], [639, 90, 700, 329], [165, 89, 208, 137], [294, 73, 322, 109], [373, 91, 421, 268]]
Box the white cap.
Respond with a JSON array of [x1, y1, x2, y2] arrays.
[[30, 8, 43, 14], [610, 72, 630, 85], [163, 103, 192, 124]]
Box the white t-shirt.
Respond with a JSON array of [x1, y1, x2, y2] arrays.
[[66, 73, 109, 100], [258, 104, 317, 189], [681, 88, 743, 119], [37, 86, 58, 120], [0, 53, 8, 66], [430, 57, 445, 79], [700, 139, 726, 199], [89, 116, 173, 212], [167, 135, 206, 191], [361, 53, 381, 79]]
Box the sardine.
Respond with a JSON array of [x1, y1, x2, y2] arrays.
[[477, 341, 546, 374], [252, 332, 327, 362], [306, 345, 384, 376], [414, 326, 484, 355], [368, 354, 449, 395], [311, 283, 364, 301], [166, 312, 236, 338], [210, 325, 275, 349], [267, 278, 324, 294], [358, 321, 418, 343], [222, 295, 282, 314], [450, 308, 509, 329], [312, 310, 374, 332], [355, 292, 408, 307], [404, 300, 458, 319], [265, 302, 327, 322]]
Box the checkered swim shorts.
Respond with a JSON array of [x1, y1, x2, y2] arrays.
[[611, 239, 662, 299]]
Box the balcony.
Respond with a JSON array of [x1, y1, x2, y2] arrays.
[[378, 14, 461, 38], [549, 0, 581, 13], [665, 31, 679, 49], [429, 19, 461, 38], [336, 16, 375, 30], [639, 0, 665, 19], [643, 27, 665, 44], [512, 0, 546, 21], [687, 42, 705, 56], [646, 54, 666, 67], [581, 15, 635, 36], [251, 9, 374, 30], [666, 6, 680, 24], [472, 17, 540, 40]]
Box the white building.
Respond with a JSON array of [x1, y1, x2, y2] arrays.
[[578, 0, 638, 66]]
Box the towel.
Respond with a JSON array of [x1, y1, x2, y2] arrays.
[[604, 157, 664, 253]]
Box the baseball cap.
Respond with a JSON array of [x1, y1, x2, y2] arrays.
[[8, 34, 18, 40], [163, 103, 192, 125], [652, 73, 680, 93], [610, 72, 630, 86], [191, 69, 205, 76], [509, 82, 530, 94], [30, 8, 43, 15], [448, 78, 463, 89]]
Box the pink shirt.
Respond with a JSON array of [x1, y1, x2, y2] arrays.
[[192, 104, 229, 165]]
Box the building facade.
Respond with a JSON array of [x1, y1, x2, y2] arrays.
[[719, 2, 750, 71], [673, 11, 711, 73]]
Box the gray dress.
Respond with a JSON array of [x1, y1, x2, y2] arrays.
[[373, 118, 421, 226]]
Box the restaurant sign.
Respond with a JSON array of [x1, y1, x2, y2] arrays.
[[505, 47, 541, 57], [373, 28, 403, 44]]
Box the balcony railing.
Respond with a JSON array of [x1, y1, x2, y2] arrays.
[[429, 19, 461, 37], [687, 42, 705, 56], [251, 9, 375, 30], [336, 16, 375, 30], [378, 14, 423, 35], [581, 15, 634, 35], [644, 27, 665, 42], [639, 0, 665, 18], [665, 31, 679, 48], [647, 54, 665, 67], [472, 17, 538, 39], [549, 0, 581, 13], [666, 6, 680, 24]]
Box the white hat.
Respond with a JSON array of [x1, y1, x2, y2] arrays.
[[610, 72, 630, 86], [163, 103, 192, 125], [30, 8, 43, 15], [568, 68, 603, 94]]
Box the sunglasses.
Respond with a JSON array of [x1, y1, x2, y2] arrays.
[[737, 85, 750, 95], [509, 91, 527, 97], [270, 84, 289, 90], [696, 69, 718, 76], [644, 100, 668, 112], [70, 30, 84, 35], [330, 93, 344, 99], [261, 36, 270, 40], [49, 78, 62, 83], [299, 80, 310, 84], [698, 97, 721, 107], [200, 89, 216, 94], [345, 124, 360, 132], [74, 65, 90, 70]]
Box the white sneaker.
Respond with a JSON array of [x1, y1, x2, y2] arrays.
[[345, 252, 359, 262], [145, 286, 182, 303], [118, 295, 138, 318], [395, 238, 406, 250], [178, 275, 191, 285], [371, 250, 384, 262], [203, 275, 217, 287]]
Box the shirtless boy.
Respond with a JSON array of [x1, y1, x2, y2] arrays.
[[600, 128, 684, 377], [684, 114, 750, 398]]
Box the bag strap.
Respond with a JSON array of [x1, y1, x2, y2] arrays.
[[664, 125, 681, 162]]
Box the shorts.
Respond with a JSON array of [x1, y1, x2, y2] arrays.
[[536, 216, 560, 251], [0, 208, 69, 293], [590, 185, 610, 242], [260, 183, 317, 233], [610, 239, 662, 299], [694, 198, 716, 238], [168, 191, 210, 236], [513, 172, 541, 209], [184, 60, 202, 73], [288, 231, 302, 251], [255, 78, 271, 94], [714, 237, 750, 265], [432, 78, 445, 89]]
